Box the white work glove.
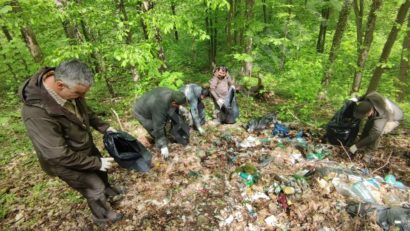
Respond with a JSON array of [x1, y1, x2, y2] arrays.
[[161, 147, 169, 159], [198, 127, 205, 135], [217, 98, 224, 108], [100, 157, 115, 171], [106, 127, 117, 133], [349, 145, 358, 154]]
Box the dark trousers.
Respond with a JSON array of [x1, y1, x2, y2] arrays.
[[57, 147, 113, 219]]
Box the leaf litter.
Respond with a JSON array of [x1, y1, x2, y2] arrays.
[[1, 121, 409, 230]]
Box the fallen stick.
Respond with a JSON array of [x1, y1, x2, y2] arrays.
[[111, 108, 124, 131], [338, 140, 353, 163], [371, 151, 393, 175]]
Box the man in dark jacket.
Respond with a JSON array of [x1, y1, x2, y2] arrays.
[[180, 84, 209, 135], [20, 60, 122, 225], [349, 92, 403, 156], [132, 87, 187, 159]]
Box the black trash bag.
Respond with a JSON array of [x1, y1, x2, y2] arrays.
[[103, 131, 152, 172], [169, 108, 190, 145], [326, 100, 361, 146], [245, 113, 277, 132], [347, 202, 410, 231], [219, 88, 239, 124]]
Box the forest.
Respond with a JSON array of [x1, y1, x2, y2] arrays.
[[1, 0, 409, 230]]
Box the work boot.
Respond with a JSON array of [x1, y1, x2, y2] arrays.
[[92, 211, 123, 225], [89, 196, 123, 225], [105, 185, 125, 202]]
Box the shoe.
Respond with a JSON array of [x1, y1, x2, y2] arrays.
[[105, 186, 126, 202], [93, 211, 123, 225]]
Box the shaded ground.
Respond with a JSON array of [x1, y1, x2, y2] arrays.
[[1, 113, 409, 231]]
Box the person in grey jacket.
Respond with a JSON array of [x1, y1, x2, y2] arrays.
[[133, 87, 186, 159], [20, 60, 122, 225], [180, 84, 210, 135], [349, 91, 403, 155]]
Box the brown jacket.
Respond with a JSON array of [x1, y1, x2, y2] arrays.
[[19, 67, 109, 176]]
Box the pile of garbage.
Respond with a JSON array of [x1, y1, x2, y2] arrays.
[[6, 113, 408, 230], [110, 114, 409, 230]]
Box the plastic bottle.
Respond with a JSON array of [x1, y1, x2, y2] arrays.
[[306, 152, 324, 160], [384, 174, 407, 189], [351, 181, 377, 204], [239, 172, 254, 187]]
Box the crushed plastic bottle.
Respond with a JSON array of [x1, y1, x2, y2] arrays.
[[245, 203, 257, 217], [306, 152, 325, 160], [351, 181, 377, 204], [239, 172, 255, 187], [384, 174, 407, 189]]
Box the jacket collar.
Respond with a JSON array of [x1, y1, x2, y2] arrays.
[[22, 68, 89, 128]]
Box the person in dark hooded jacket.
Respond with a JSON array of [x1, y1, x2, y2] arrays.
[[132, 87, 187, 159], [349, 91, 403, 157], [20, 60, 122, 225]]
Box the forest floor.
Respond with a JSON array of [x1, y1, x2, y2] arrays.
[[1, 97, 409, 231]]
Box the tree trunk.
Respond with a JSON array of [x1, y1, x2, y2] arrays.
[[206, 5, 216, 66], [244, 0, 255, 76], [321, 0, 352, 86], [79, 19, 115, 96], [171, 2, 179, 41], [114, 0, 140, 81], [140, 1, 167, 72], [353, 0, 364, 54], [262, 0, 267, 24], [234, 0, 242, 46], [351, 0, 382, 94], [316, 0, 330, 53], [140, 1, 150, 40], [12, 0, 44, 63], [55, 0, 81, 44], [116, 0, 133, 44], [0, 42, 17, 78], [20, 27, 43, 63], [205, 9, 211, 65], [1, 26, 13, 41], [155, 28, 167, 72], [226, 0, 234, 49], [397, 13, 410, 102], [367, 0, 410, 93], [2, 25, 29, 71], [280, 0, 292, 70], [213, 14, 217, 63]]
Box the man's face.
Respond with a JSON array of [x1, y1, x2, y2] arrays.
[[217, 68, 227, 78], [56, 81, 90, 100], [171, 101, 179, 108]]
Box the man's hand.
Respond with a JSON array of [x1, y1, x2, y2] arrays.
[[217, 99, 224, 108], [106, 127, 117, 133], [349, 145, 358, 154], [161, 147, 169, 159], [100, 157, 115, 171], [198, 127, 205, 135]]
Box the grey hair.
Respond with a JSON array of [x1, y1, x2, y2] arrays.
[[54, 60, 94, 87]]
